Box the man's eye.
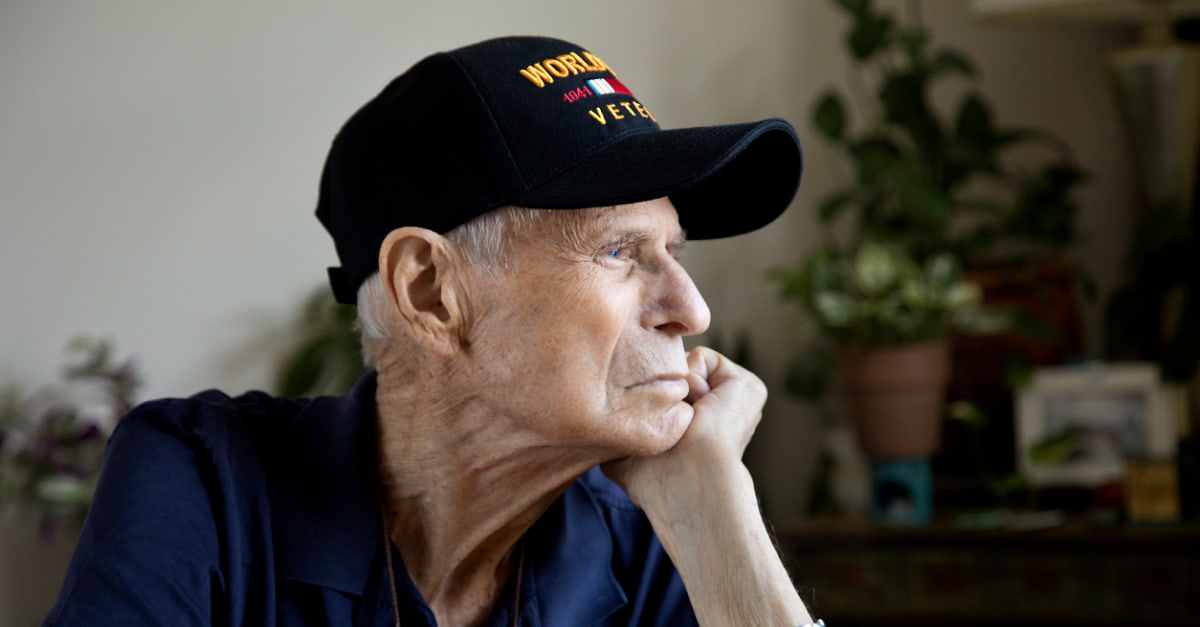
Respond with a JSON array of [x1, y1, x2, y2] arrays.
[[596, 236, 644, 263], [600, 243, 634, 261]]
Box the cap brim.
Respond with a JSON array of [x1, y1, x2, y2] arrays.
[[514, 118, 802, 239]]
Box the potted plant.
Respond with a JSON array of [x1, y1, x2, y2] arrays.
[[789, 0, 1093, 501], [771, 241, 1001, 461]]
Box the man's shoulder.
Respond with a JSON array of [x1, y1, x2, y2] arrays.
[[117, 388, 307, 439], [111, 373, 378, 487]]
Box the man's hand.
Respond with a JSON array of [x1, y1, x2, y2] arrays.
[[604, 347, 814, 626]]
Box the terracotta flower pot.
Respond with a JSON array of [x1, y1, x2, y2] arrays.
[[837, 341, 951, 460]]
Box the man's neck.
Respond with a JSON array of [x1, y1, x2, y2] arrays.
[[372, 364, 606, 625]]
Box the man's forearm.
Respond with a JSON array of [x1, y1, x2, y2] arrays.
[[640, 459, 813, 627]]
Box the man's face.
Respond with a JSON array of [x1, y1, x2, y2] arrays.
[[462, 198, 711, 457]]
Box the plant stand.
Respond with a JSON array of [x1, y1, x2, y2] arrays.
[[870, 458, 933, 525]]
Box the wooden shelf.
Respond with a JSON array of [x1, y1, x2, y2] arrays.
[[776, 515, 1200, 626]]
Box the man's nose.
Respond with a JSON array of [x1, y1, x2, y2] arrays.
[[648, 258, 711, 337]]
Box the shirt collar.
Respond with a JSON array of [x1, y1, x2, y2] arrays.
[[269, 370, 382, 596]]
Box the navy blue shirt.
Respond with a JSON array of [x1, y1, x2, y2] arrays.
[[44, 372, 698, 626]]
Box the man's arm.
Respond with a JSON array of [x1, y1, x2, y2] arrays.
[[604, 347, 816, 626], [44, 403, 224, 626]]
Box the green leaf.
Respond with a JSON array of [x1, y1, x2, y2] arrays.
[[1029, 428, 1081, 463], [784, 347, 834, 401], [806, 253, 843, 295], [35, 476, 94, 505], [852, 242, 899, 294], [944, 282, 981, 309], [277, 337, 338, 398], [1005, 353, 1034, 389], [955, 308, 1011, 335], [892, 162, 950, 229], [812, 91, 847, 141], [947, 400, 987, 427], [880, 72, 923, 121], [897, 27, 929, 64], [900, 278, 929, 308], [814, 292, 857, 326], [992, 128, 1043, 151], [930, 48, 976, 77], [880, 72, 943, 156], [817, 189, 857, 224], [1008, 307, 1061, 343], [955, 93, 994, 150], [848, 13, 894, 60], [848, 136, 901, 185], [924, 254, 959, 288], [767, 266, 801, 301], [991, 473, 1032, 499]]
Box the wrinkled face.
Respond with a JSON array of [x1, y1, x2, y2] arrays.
[[462, 198, 711, 457]]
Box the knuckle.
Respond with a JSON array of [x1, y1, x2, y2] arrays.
[[748, 376, 767, 401]]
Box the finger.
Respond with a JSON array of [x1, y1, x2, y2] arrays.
[[685, 348, 713, 402], [690, 346, 745, 392]]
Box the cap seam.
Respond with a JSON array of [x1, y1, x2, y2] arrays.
[[444, 51, 531, 195]]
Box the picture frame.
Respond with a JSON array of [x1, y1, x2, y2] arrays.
[[1016, 363, 1178, 487]]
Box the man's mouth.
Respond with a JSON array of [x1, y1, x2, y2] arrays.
[[631, 374, 690, 398]]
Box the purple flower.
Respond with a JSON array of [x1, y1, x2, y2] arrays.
[[76, 422, 102, 442]]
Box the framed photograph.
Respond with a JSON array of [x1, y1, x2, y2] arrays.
[[1016, 363, 1178, 487]]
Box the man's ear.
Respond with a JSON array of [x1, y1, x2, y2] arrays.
[[378, 227, 468, 357]]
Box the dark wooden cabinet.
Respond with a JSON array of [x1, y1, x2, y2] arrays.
[[776, 517, 1200, 626]]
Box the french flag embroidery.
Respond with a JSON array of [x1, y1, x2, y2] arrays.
[[586, 77, 633, 98]]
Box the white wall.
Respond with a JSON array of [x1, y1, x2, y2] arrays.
[[2, 0, 1133, 533]]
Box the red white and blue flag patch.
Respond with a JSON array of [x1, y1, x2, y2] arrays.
[[586, 77, 633, 98]]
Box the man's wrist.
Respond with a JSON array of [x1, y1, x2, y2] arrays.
[[634, 456, 752, 524]]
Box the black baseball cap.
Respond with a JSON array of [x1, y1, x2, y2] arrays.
[[316, 35, 803, 304]]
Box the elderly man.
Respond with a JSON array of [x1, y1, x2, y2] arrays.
[[45, 36, 818, 626]]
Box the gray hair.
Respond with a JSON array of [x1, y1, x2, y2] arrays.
[[355, 206, 545, 366]]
